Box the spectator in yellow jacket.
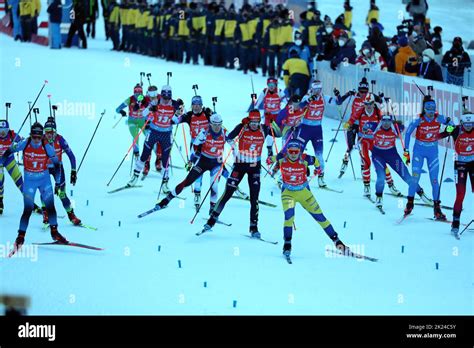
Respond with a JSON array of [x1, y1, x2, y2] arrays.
[[282, 48, 311, 97], [394, 35, 417, 76], [19, 0, 34, 42]]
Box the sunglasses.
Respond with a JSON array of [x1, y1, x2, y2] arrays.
[[268, 83, 277, 88], [287, 149, 300, 155]]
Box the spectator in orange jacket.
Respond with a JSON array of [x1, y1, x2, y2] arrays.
[[394, 35, 417, 76]]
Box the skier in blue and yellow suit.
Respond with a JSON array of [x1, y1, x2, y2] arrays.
[[267, 139, 347, 258]]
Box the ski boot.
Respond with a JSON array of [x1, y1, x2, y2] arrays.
[[375, 195, 383, 209], [417, 188, 432, 204], [143, 159, 151, 178], [339, 153, 349, 178], [433, 201, 447, 221], [128, 170, 140, 187], [249, 224, 261, 239], [283, 242, 292, 257], [67, 209, 82, 226], [317, 174, 327, 188], [155, 157, 162, 172], [50, 225, 68, 244], [194, 191, 201, 211], [14, 231, 26, 252], [133, 150, 140, 162], [363, 183, 371, 197], [161, 178, 170, 194], [451, 218, 460, 240], [157, 192, 173, 209], [388, 182, 401, 196], [332, 235, 349, 255], [201, 223, 212, 234], [404, 197, 415, 216], [42, 207, 49, 224], [0, 197, 3, 215]]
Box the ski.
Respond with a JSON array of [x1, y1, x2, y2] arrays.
[[33, 241, 104, 251], [69, 222, 98, 231], [284, 254, 292, 264], [376, 206, 386, 215], [8, 245, 22, 258], [326, 248, 378, 262], [365, 195, 375, 203], [426, 218, 467, 226], [108, 184, 143, 194], [414, 202, 453, 210], [396, 214, 411, 224], [137, 205, 166, 218], [202, 218, 232, 227], [242, 235, 278, 244], [318, 186, 344, 194], [196, 226, 212, 236], [232, 195, 277, 208]]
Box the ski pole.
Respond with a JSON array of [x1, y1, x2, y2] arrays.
[[250, 76, 257, 107], [146, 73, 152, 87], [33, 108, 39, 123], [107, 118, 150, 186], [112, 117, 123, 129], [269, 122, 279, 154], [343, 128, 357, 180], [17, 80, 48, 135], [386, 97, 406, 149], [265, 127, 296, 178], [156, 128, 181, 202], [140, 72, 145, 86], [212, 96, 217, 113], [412, 79, 426, 97], [52, 105, 57, 119], [77, 110, 106, 174], [182, 124, 189, 161], [5, 102, 11, 121], [460, 220, 473, 236], [47, 95, 53, 118], [28, 102, 32, 127], [436, 121, 451, 202], [167, 71, 172, 85], [192, 84, 199, 96], [326, 94, 352, 162], [190, 128, 244, 224]]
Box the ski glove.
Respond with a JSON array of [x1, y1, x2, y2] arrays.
[[446, 125, 455, 133], [185, 161, 193, 172], [70, 170, 77, 185], [266, 156, 275, 166], [403, 150, 411, 165], [119, 109, 127, 117], [333, 88, 340, 97]]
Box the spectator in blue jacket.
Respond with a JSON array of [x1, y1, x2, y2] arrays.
[[330, 31, 356, 70], [47, 0, 62, 49], [8, 0, 23, 41]]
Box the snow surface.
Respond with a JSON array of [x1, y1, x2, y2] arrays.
[[0, 1, 473, 315]]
